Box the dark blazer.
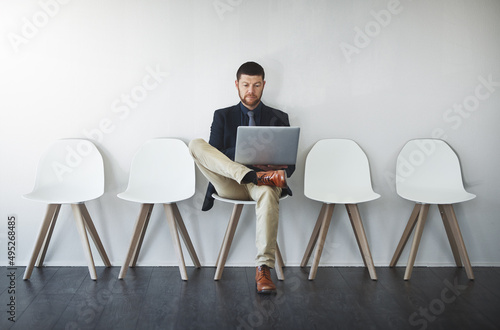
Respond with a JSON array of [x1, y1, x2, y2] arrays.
[[202, 102, 296, 211]]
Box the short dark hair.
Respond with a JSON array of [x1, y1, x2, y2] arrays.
[[236, 61, 265, 81]]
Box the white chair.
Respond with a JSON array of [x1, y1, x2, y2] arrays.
[[212, 194, 287, 281], [389, 139, 476, 280], [23, 139, 111, 280], [118, 139, 201, 281], [301, 139, 380, 280]]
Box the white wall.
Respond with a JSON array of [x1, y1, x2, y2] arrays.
[[1, 0, 499, 268]]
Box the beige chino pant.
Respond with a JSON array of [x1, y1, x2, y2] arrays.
[[189, 138, 281, 268]]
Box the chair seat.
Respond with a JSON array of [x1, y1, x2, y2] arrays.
[[397, 187, 476, 204], [212, 193, 288, 204], [24, 189, 100, 204], [118, 187, 193, 204], [307, 190, 380, 204]]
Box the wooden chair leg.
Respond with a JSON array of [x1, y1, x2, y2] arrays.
[[390, 204, 420, 267], [79, 204, 111, 267], [346, 204, 377, 280], [130, 204, 154, 267], [215, 204, 243, 267], [171, 203, 201, 268], [164, 204, 188, 281], [215, 204, 244, 280], [345, 204, 368, 269], [275, 243, 285, 281], [215, 216, 231, 267], [36, 204, 61, 267], [442, 204, 474, 280], [404, 204, 430, 280], [24, 204, 61, 280], [118, 204, 153, 279], [301, 203, 326, 267], [71, 204, 97, 280], [275, 242, 285, 270], [438, 204, 462, 267], [309, 204, 335, 280]]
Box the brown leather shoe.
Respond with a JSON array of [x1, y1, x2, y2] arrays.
[[256, 170, 287, 188], [255, 265, 277, 294]]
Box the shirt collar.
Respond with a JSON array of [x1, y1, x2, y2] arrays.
[[239, 101, 263, 117]]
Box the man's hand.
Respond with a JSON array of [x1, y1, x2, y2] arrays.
[[253, 165, 288, 171]]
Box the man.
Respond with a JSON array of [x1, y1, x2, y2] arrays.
[[189, 61, 295, 293]]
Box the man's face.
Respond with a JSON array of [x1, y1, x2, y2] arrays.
[[235, 74, 266, 110]]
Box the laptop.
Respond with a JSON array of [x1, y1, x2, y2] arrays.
[[234, 126, 300, 165]]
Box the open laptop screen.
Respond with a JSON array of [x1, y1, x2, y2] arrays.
[[234, 126, 300, 165]]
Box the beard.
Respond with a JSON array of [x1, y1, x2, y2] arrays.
[[240, 93, 261, 109]]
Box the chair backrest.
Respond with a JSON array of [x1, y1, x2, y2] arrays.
[[304, 139, 380, 204], [396, 139, 475, 203], [120, 138, 195, 203], [25, 139, 104, 203]]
